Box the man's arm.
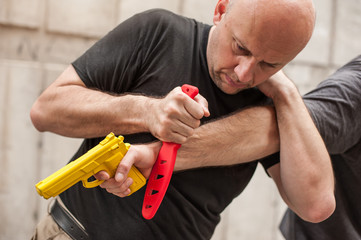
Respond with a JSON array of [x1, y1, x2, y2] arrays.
[[111, 71, 335, 223], [30, 65, 209, 142], [175, 105, 280, 169], [260, 71, 335, 223]]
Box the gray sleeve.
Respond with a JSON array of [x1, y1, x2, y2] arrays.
[[303, 55, 361, 154]]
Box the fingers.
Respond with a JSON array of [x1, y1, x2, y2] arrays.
[[194, 93, 210, 117], [172, 91, 209, 142], [100, 177, 133, 197], [147, 86, 210, 143], [161, 88, 209, 143], [189, 93, 210, 118], [96, 143, 159, 198], [97, 147, 137, 198], [94, 171, 110, 181], [96, 170, 132, 197]]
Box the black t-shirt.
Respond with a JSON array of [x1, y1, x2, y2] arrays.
[[263, 55, 361, 239], [62, 9, 268, 240]]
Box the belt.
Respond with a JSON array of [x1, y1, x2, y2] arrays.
[[50, 199, 89, 240]]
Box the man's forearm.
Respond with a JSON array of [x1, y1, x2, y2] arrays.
[[30, 65, 150, 138], [175, 105, 280, 171], [271, 86, 335, 222]]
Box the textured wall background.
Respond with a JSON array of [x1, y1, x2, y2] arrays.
[[0, 0, 360, 239]]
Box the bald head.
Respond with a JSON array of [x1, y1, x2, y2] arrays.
[[227, 0, 315, 61]]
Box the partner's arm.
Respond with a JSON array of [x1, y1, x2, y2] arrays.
[[261, 71, 335, 223]]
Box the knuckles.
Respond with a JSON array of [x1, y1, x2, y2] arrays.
[[117, 164, 130, 178]]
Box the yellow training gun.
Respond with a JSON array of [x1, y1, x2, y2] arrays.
[[35, 132, 146, 199]]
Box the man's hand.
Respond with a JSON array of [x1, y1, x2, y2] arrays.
[[146, 86, 210, 144], [257, 70, 297, 100], [94, 142, 162, 197], [94, 86, 210, 198]]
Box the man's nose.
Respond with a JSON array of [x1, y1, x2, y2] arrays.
[[234, 57, 257, 83]]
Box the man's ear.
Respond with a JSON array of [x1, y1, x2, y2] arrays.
[[213, 0, 229, 25]]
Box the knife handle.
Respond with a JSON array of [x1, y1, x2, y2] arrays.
[[142, 84, 199, 220], [180, 84, 199, 99]]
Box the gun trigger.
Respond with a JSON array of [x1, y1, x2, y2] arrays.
[[82, 178, 104, 188]]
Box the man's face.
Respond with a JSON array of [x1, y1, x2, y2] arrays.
[[207, 0, 311, 95]]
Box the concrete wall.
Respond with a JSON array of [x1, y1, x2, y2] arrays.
[[0, 0, 360, 239]]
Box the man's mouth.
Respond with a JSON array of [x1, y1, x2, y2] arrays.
[[224, 74, 248, 89]]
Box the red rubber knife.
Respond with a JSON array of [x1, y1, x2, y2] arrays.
[[142, 84, 199, 220]]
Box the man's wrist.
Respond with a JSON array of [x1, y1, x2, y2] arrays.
[[272, 84, 300, 105], [112, 94, 153, 134]]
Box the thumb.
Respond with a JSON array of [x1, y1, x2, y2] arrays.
[[115, 146, 136, 182]]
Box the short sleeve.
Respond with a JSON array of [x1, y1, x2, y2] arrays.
[[259, 152, 280, 176], [71, 9, 172, 93], [303, 55, 361, 154]]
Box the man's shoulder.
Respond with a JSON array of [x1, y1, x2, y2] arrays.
[[132, 8, 186, 25], [127, 8, 202, 40]]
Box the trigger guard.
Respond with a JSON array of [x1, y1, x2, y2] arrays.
[[82, 178, 104, 188], [83, 167, 113, 188]]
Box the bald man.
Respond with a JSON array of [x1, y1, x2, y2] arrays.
[[31, 0, 334, 239]]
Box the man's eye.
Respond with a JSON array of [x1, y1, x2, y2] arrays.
[[261, 61, 277, 69], [237, 45, 246, 52], [233, 42, 249, 55], [267, 63, 277, 68]]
